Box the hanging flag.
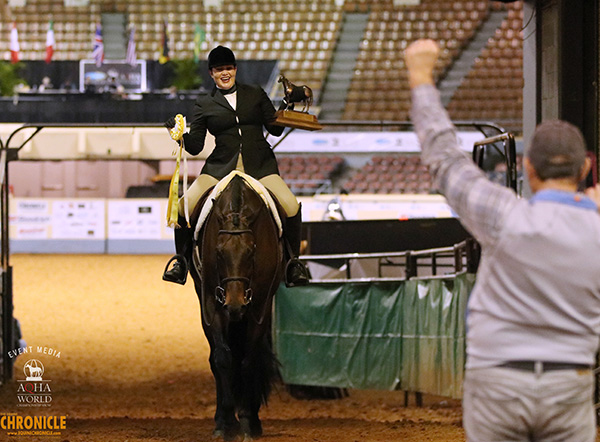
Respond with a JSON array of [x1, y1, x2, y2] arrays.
[[193, 23, 205, 63], [92, 23, 104, 67], [158, 20, 169, 64], [45, 20, 55, 64], [10, 22, 20, 64], [126, 26, 136, 66]]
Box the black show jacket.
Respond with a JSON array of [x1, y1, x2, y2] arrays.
[[182, 82, 285, 180]]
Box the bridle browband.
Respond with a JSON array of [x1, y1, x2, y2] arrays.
[[215, 228, 254, 306]]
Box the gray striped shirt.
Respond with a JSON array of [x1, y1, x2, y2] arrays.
[[411, 85, 600, 368]]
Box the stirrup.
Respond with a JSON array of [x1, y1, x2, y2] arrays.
[[162, 254, 188, 285], [285, 258, 309, 288]]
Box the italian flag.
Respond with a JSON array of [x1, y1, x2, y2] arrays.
[[10, 22, 20, 64], [45, 20, 55, 64]]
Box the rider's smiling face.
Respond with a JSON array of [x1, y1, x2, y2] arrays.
[[210, 65, 237, 90]]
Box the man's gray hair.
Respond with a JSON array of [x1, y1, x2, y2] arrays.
[[526, 119, 587, 181]]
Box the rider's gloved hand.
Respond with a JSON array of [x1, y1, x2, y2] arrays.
[[165, 117, 182, 145], [164, 117, 176, 130], [278, 99, 294, 111]]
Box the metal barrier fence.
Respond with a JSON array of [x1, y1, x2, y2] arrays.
[[302, 237, 480, 282], [275, 241, 479, 399]]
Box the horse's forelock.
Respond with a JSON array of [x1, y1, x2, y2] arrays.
[[214, 176, 269, 232]]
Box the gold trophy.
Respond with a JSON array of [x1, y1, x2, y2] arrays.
[[273, 74, 323, 131]]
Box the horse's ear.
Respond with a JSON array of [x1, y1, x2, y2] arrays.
[[211, 199, 226, 222]]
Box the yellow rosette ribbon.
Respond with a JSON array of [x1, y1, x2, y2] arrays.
[[166, 114, 190, 228]]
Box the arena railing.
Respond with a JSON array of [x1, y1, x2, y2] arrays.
[[301, 237, 480, 282]]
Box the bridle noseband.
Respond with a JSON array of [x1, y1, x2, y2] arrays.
[[215, 228, 254, 306]]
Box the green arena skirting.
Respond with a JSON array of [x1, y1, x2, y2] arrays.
[[273, 273, 475, 399]]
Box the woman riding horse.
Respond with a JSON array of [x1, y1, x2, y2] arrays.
[[163, 45, 310, 288]]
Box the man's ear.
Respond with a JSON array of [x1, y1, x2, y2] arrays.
[[524, 157, 537, 180], [578, 157, 592, 182], [524, 157, 541, 193]]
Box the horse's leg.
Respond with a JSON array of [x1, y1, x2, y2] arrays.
[[207, 328, 240, 441], [238, 326, 279, 440], [238, 355, 263, 441]]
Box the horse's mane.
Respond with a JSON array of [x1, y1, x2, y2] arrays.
[[230, 176, 243, 227]]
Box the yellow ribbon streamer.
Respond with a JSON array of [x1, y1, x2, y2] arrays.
[[166, 114, 187, 228]]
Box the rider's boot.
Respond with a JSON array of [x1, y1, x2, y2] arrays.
[[163, 215, 192, 285], [284, 205, 310, 287]]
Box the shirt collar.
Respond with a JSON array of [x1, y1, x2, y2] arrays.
[[217, 83, 237, 95], [530, 189, 598, 211]]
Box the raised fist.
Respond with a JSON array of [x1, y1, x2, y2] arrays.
[[404, 39, 440, 88]]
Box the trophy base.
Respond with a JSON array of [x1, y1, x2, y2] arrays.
[[273, 110, 323, 131]]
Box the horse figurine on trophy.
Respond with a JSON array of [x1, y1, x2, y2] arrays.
[[273, 74, 322, 131]]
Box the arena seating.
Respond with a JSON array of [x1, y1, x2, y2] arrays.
[[278, 155, 345, 195], [1, 0, 523, 118], [447, 1, 523, 131], [343, 0, 490, 121], [0, 0, 525, 196], [342, 155, 432, 195], [1, 0, 341, 98]]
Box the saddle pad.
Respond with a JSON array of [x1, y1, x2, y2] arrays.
[[194, 170, 283, 241]]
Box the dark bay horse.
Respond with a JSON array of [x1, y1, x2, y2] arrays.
[[189, 174, 285, 441]]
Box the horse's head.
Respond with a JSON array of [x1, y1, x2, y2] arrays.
[[212, 180, 258, 321]]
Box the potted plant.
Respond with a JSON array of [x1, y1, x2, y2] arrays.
[[0, 62, 28, 96], [171, 59, 202, 91]]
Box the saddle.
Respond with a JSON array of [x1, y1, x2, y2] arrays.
[[193, 171, 283, 241]]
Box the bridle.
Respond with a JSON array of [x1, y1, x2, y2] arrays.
[[215, 228, 254, 306]]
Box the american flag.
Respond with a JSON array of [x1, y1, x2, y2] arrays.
[[126, 26, 136, 66], [92, 24, 104, 67]]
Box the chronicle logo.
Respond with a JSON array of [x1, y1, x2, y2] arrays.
[[17, 359, 52, 407]]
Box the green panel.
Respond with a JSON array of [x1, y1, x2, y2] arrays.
[[273, 273, 475, 398], [400, 275, 472, 398]]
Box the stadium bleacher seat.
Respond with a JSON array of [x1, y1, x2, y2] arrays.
[[342, 154, 433, 195]]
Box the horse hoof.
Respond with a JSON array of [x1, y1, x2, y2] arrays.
[[213, 427, 241, 441], [240, 417, 262, 439]]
